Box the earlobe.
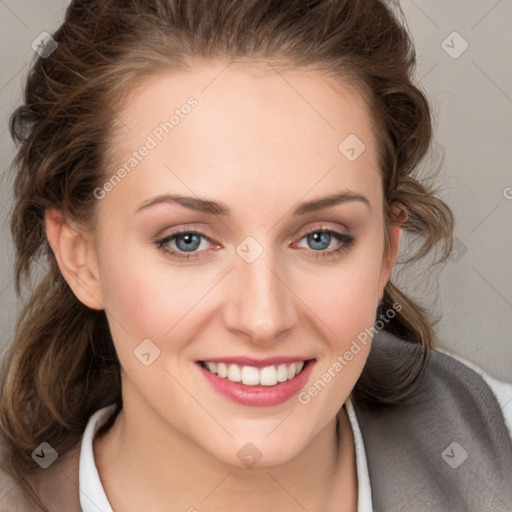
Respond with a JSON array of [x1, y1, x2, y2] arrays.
[[45, 209, 104, 310]]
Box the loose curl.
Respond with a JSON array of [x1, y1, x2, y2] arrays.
[[1, 0, 453, 509]]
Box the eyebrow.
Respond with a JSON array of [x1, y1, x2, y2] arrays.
[[135, 191, 370, 216]]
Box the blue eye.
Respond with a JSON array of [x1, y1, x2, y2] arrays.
[[155, 230, 212, 260], [305, 231, 339, 250], [296, 229, 356, 259], [155, 227, 355, 261], [173, 233, 202, 252]]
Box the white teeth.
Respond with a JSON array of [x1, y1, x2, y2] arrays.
[[241, 366, 259, 386], [260, 366, 278, 386], [277, 364, 288, 382], [205, 362, 217, 374], [202, 360, 308, 386], [217, 362, 228, 378], [227, 364, 242, 382]]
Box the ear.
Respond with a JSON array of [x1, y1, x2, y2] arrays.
[[45, 208, 104, 310], [378, 202, 408, 292]]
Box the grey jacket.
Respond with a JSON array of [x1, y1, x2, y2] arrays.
[[352, 330, 512, 511], [1, 330, 511, 511]]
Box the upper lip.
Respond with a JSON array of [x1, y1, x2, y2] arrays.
[[198, 356, 315, 368]]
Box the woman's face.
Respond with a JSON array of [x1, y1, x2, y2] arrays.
[[82, 61, 401, 466]]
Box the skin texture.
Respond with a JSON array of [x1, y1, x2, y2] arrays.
[[45, 61, 404, 511]]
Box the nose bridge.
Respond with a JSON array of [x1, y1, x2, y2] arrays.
[[224, 237, 297, 343]]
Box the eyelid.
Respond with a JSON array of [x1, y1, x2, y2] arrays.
[[294, 222, 350, 238], [153, 223, 215, 240], [291, 225, 355, 253], [154, 222, 355, 262], [155, 221, 349, 245], [154, 230, 216, 261]]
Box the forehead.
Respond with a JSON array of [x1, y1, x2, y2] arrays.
[[102, 61, 382, 212]]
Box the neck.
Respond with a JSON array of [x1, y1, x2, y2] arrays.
[[94, 389, 357, 512]]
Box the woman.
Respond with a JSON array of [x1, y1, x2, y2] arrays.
[[1, 1, 511, 511]]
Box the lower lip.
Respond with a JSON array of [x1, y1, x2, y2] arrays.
[[197, 360, 315, 407]]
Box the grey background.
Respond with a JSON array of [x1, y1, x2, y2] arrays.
[[0, 1, 511, 381]]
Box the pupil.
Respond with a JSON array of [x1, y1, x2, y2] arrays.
[[309, 232, 330, 250], [177, 234, 200, 252]]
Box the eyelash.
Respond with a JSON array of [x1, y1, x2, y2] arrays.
[[154, 227, 356, 261]]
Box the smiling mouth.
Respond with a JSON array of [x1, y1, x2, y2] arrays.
[[198, 359, 313, 387]]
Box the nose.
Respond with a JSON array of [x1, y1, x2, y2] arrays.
[[222, 246, 298, 345]]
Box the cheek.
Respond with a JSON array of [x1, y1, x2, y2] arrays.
[[101, 269, 163, 331], [299, 262, 380, 416], [97, 242, 218, 360], [96, 241, 184, 345], [307, 249, 383, 338], [317, 274, 378, 380], [97, 222, 384, 353]]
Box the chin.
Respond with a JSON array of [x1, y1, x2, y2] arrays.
[[204, 434, 308, 470]]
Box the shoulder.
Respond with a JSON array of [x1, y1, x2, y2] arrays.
[[0, 403, 119, 512], [434, 346, 512, 439], [353, 330, 512, 510], [362, 329, 512, 454], [372, 329, 509, 413], [0, 466, 32, 512], [0, 439, 82, 512]]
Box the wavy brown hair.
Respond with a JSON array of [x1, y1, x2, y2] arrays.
[[0, 0, 453, 509]]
